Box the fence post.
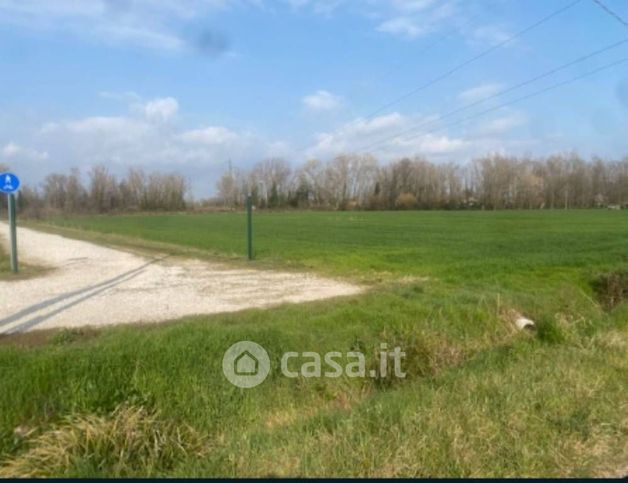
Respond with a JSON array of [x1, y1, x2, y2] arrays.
[[246, 193, 253, 260]]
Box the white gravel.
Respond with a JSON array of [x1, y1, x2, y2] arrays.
[[0, 224, 361, 334]]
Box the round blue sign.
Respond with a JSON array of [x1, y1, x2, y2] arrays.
[[0, 172, 20, 194]]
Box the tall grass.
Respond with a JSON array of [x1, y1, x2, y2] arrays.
[[0, 404, 208, 478]]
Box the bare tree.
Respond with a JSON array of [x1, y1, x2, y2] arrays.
[[251, 158, 291, 208], [42, 173, 68, 210], [65, 168, 87, 213], [88, 165, 119, 213]]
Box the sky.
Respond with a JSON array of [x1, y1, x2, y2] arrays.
[[1, 0, 627, 197]]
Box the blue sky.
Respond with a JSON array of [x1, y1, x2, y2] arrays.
[[1, 0, 627, 196]]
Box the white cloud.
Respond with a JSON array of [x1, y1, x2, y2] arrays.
[[304, 108, 537, 162], [286, 0, 435, 16], [96, 23, 184, 51], [469, 25, 512, 46], [1, 142, 49, 161], [282, 0, 345, 15], [39, 115, 244, 164], [33, 105, 290, 196], [1, 143, 21, 158], [306, 112, 467, 159], [370, 1, 512, 48], [377, 17, 424, 39], [376, 0, 459, 40], [100, 93, 179, 123], [284, 0, 311, 8], [390, 0, 436, 12], [458, 83, 504, 103], [474, 112, 527, 135], [302, 90, 343, 112], [142, 97, 179, 122], [0, 0, 498, 53], [0, 0, 233, 53], [178, 126, 239, 144], [34, 106, 530, 183], [42, 116, 149, 139]]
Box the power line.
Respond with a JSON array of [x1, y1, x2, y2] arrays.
[[390, 57, 628, 148], [358, 37, 628, 153], [591, 0, 628, 28], [368, 2, 497, 86], [300, 0, 585, 156], [361, 0, 584, 121], [340, 6, 494, 124]]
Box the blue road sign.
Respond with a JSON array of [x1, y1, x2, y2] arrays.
[[0, 173, 20, 194]]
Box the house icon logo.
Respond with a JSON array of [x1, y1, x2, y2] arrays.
[[222, 341, 270, 388], [234, 350, 259, 375]]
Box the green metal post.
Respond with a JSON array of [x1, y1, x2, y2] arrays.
[[246, 193, 253, 260], [8, 193, 18, 273]]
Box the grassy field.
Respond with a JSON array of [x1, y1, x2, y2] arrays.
[[0, 210, 626, 477], [43, 210, 627, 281]]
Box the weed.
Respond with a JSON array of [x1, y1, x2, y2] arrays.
[[591, 269, 628, 311], [51, 329, 86, 346], [0, 405, 208, 478], [536, 317, 566, 344]]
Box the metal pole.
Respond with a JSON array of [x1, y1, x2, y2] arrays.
[[246, 193, 253, 260], [8, 193, 18, 273]]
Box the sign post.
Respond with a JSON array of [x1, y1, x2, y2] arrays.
[[0, 172, 21, 273], [8, 194, 17, 272]]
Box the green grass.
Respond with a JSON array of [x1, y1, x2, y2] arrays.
[[0, 248, 9, 276], [0, 210, 627, 477], [44, 210, 627, 281], [0, 247, 40, 280]]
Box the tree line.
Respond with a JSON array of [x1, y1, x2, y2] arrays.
[[216, 153, 628, 210], [2, 153, 627, 216], [0, 164, 188, 216]]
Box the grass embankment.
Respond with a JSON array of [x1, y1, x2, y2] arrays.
[[0, 210, 626, 477]]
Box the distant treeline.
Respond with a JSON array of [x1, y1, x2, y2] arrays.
[[2, 153, 627, 216], [216, 154, 628, 210], [0, 164, 187, 216]]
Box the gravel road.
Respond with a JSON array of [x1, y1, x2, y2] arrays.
[[0, 224, 361, 334]]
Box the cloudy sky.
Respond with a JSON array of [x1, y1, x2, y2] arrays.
[[1, 0, 627, 196]]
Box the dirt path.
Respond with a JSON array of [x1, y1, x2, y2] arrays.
[[0, 224, 361, 334]]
